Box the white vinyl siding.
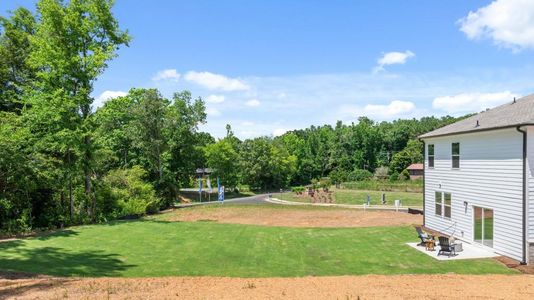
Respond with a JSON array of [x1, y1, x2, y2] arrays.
[[424, 128, 524, 261], [527, 126, 534, 245]]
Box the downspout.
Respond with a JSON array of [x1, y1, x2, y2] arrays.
[[426, 139, 430, 226], [516, 126, 527, 265]]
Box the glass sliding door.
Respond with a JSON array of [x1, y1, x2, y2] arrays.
[[474, 206, 483, 244], [473, 206, 494, 248], [483, 209, 494, 247]]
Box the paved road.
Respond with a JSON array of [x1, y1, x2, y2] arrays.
[[175, 194, 270, 208]]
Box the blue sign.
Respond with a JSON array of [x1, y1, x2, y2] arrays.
[[217, 177, 224, 201]]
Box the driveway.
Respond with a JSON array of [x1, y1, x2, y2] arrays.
[[175, 194, 270, 208]]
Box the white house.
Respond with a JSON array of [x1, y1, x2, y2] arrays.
[[419, 94, 534, 264]]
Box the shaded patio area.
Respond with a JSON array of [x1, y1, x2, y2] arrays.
[[406, 242, 499, 261]]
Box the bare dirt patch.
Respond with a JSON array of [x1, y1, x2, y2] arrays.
[[2, 274, 534, 299], [164, 206, 422, 228]]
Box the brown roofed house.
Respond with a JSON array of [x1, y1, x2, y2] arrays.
[[406, 163, 423, 180]]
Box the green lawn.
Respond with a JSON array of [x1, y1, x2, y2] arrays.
[[280, 188, 422, 207], [0, 212, 512, 277]]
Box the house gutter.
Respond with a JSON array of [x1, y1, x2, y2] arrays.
[[419, 123, 534, 140], [426, 139, 430, 226], [516, 126, 527, 265]]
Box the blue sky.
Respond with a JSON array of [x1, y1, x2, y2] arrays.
[[3, 0, 534, 138]]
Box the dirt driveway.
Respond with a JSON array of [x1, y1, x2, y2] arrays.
[[2, 274, 534, 299], [163, 205, 422, 228]]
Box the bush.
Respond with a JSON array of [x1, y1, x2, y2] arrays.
[[373, 166, 389, 180], [319, 177, 332, 191], [291, 186, 305, 194], [329, 169, 349, 184], [348, 169, 373, 181], [400, 169, 410, 181], [310, 178, 320, 190], [98, 166, 160, 218], [389, 171, 399, 182]]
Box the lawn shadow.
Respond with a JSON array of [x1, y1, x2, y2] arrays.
[[101, 218, 174, 227], [33, 229, 79, 241], [0, 239, 135, 278]]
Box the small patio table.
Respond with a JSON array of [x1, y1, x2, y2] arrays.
[[425, 239, 435, 251]]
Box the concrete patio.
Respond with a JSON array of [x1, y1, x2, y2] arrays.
[[406, 242, 499, 260]]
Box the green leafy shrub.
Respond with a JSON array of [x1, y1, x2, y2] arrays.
[[319, 177, 332, 191], [373, 166, 389, 180], [310, 178, 320, 190], [348, 169, 373, 181], [329, 169, 349, 184], [98, 166, 160, 218], [291, 186, 305, 194], [389, 172, 399, 182], [400, 169, 411, 180]]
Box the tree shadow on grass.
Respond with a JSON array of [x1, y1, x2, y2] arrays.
[[0, 240, 135, 278], [33, 229, 79, 241], [101, 218, 174, 226]]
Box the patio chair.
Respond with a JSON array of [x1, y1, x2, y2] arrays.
[[415, 226, 433, 246], [438, 236, 456, 257]]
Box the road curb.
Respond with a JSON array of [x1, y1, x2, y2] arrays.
[[266, 197, 422, 212]]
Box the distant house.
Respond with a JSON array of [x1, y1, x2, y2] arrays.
[[406, 163, 423, 180], [419, 94, 534, 264]]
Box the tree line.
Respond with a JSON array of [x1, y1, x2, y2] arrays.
[[0, 0, 466, 234]]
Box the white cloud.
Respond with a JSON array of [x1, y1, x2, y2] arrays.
[[432, 91, 519, 114], [205, 94, 225, 104], [94, 90, 127, 108], [459, 0, 534, 50], [241, 121, 255, 126], [363, 100, 416, 119], [152, 69, 181, 81], [186, 68, 534, 139], [206, 107, 221, 117], [339, 100, 417, 121], [184, 71, 250, 91], [375, 50, 415, 72], [245, 99, 261, 107], [273, 128, 288, 136]]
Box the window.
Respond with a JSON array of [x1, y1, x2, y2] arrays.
[[428, 144, 435, 168], [435, 191, 452, 218], [452, 143, 460, 168], [435, 191, 442, 216], [444, 192, 451, 218]]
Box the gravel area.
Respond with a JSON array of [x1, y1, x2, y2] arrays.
[[2, 274, 534, 299], [164, 206, 422, 228]]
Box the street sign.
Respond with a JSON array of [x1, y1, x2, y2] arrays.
[[218, 178, 224, 202]]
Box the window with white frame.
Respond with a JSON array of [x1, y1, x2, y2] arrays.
[[435, 192, 442, 216], [444, 192, 451, 218], [435, 191, 452, 218], [452, 142, 460, 169], [428, 144, 435, 168]]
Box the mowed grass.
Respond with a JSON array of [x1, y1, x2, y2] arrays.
[[0, 208, 512, 277], [280, 188, 422, 207]]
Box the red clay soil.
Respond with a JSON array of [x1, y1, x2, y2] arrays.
[[1, 274, 534, 299], [165, 206, 422, 228], [496, 256, 534, 274]]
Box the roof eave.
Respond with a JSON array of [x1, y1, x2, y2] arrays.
[[418, 123, 534, 140]]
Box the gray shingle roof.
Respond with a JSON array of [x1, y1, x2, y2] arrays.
[[419, 94, 534, 139]]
